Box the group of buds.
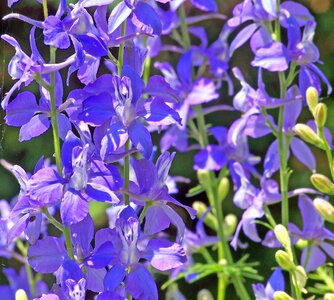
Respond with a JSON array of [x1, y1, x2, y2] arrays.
[[294, 87, 334, 224]]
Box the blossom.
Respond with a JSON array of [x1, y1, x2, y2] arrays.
[[5, 73, 71, 142], [28, 132, 123, 225], [289, 195, 334, 271], [128, 152, 196, 240], [83, 205, 186, 299], [76, 65, 180, 160], [1, 28, 74, 109], [252, 268, 285, 300]]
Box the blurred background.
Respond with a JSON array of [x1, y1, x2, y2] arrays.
[[1, 0, 334, 298]]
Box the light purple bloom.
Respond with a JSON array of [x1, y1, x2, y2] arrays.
[[84, 206, 186, 299], [28, 131, 123, 225], [252, 268, 284, 300], [289, 195, 334, 271]]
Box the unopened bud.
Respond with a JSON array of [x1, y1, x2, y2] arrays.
[[294, 124, 324, 149], [306, 87, 319, 112], [197, 170, 211, 187], [15, 290, 28, 300], [294, 265, 307, 290], [295, 239, 307, 250], [274, 224, 291, 249], [197, 289, 214, 300], [192, 201, 207, 218], [324, 293, 334, 300], [192, 201, 217, 230], [275, 250, 294, 270], [217, 177, 229, 203], [314, 198, 334, 223], [273, 291, 294, 300], [223, 214, 237, 237], [310, 174, 334, 194], [314, 103, 328, 128]]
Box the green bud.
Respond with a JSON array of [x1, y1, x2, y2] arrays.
[[295, 239, 307, 250], [294, 265, 307, 290], [217, 177, 229, 203], [197, 289, 214, 300], [192, 201, 207, 218], [273, 291, 294, 300], [15, 290, 28, 300], [306, 86, 319, 113], [310, 173, 334, 194], [314, 103, 328, 128], [275, 250, 294, 270], [324, 293, 334, 300], [274, 224, 291, 249], [192, 201, 217, 230], [294, 124, 324, 149], [223, 214, 237, 237], [314, 198, 334, 223], [197, 170, 211, 186]]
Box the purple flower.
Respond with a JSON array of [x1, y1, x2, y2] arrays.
[[0, 267, 48, 300], [84, 205, 186, 299], [289, 195, 334, 271], [5, 73, 71, 142], [156, 50, 219, 152], [1, 27, 76, 109], [0, 158, 54, 245], [230, 163, 318, 249], [252, 268, 284, 300], [28, 131, 123, 225], [76, 65, 180, 160], [128, 152, 196, 240]]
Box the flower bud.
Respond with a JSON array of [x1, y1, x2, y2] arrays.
[[192, 201, 207, 218], [197, 170, 211, 187], [324, 293, 334, 300], [217, 177, 229, 203], [223, 214, 237, 237], [197, 289, 214, 300], [192, 201, 217, 230], [275, 250, 294, 270], [274, 224, 291, 249], [314, 198, 334, 223], [306, 86, 319, 112], [294, 265, 307, 290], [273, 291, 294, 300], [295, 239, 307, 250], [15, 289, 28, 300], [314, 103, 327, 128], [310, 174, 334, 194], [294, 124, 324, 149]]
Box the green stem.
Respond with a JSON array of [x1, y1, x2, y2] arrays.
[[139, 202, 151, 223], [263, 205, 277, 228], [143, 55, 151, 84], [291, 271, 302, 300], [118, 21, 127, 76], [303, 241, 313, 270], [42, 0, 74, 261], [42, 208, 64, 231], [179, 2, 249, 297], [178, 5, 191, 50], [195, 106, 250, 300], [277, 73, 289, 228], [318, 126, 334, 181], [63, 227, 74, 260], [199, 247, 215, 264], [261, 108, 278, 136], [16, 240, 36, 297], [124, 139, 131, 206]]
